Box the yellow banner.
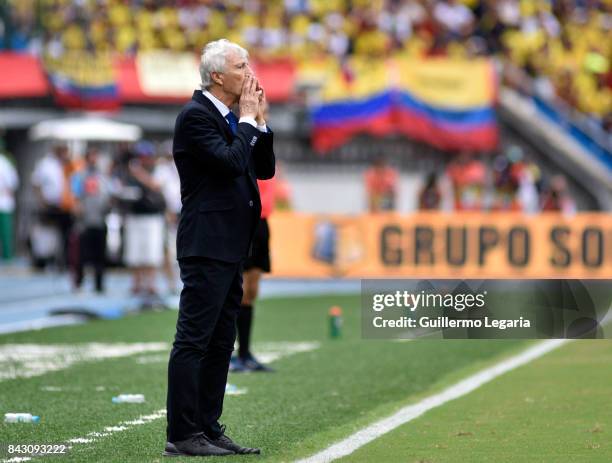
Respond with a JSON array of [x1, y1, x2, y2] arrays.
[[311, 56, 495, 106], [136, 51, 200, 97], [45, 51, 116, 86], [268, 212, 612, 279], [396, 58, 495, 108]]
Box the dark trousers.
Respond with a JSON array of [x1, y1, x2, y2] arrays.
[[74, 226, 107, 292], [166, 256, 243, 443]]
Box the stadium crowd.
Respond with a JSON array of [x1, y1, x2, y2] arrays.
[[1, 0, 610, 128], [365, 147, 576, 213]]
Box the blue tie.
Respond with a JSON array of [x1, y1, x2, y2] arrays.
[[225, 111, 238, 135]]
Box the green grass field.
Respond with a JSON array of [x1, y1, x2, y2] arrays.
[[343, 339, 612, 463], [1, 293, 609, 462]]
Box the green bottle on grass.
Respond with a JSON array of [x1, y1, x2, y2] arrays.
[[329, 306, 343, 338]]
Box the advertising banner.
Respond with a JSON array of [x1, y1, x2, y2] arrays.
[[269, 212, 611, 279]]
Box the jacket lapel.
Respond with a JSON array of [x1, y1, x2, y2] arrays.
[[192, 91, 233, 142]]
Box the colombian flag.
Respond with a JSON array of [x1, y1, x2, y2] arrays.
[[45, 52, 120, 111], [49, 73, 119, 110], [311, 58, 498, 152]]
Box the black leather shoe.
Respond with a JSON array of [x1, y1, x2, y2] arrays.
[[163, 432, 235, 457], [209, 426, 261, 455]]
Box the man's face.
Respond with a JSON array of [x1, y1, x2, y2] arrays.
[[218, 51, 252, 100], [54, 146, 69, 163], [140, 155, 156, 168], [86, 150, 98, 167]]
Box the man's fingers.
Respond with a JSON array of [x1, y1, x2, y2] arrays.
[[242, 76, 251, 99], [239, 75, 260, 118], [242, 75, 251, 94]]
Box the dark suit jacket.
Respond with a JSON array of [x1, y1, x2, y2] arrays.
[[173, 90, 275, 262]]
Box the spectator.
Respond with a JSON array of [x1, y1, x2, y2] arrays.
[[123, 141, 166, 296], [433, 0, 475, 38], [31, 144, 79, 269], [364, 156, 399, 212], [0, 141, 19, 261], [418, 172, 442, 210], [491, 154, 519, 211], [517, 156, 542, 214], [153, 141, 181, 295], [541, 174, 576, 214], [446, 151, 486, 211], [71, 147, 112, 293]]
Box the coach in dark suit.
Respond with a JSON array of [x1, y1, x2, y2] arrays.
[[165, 39, 274, 457]]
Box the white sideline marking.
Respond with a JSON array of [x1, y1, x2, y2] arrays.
[[0, 343, 169, 381], [1, 341, 320, 462], [1, 409, 167, 463], [40, 386, 63, 392], [295, 339, 569, 463], [40, 385, 109, 392], [133, 341, 321, 365], [251, 341, 320, 364], [134, 353, 168, 364]]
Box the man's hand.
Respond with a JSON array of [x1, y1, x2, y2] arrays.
[[256, 86, 267, 126], [239, 75, 260, 119]]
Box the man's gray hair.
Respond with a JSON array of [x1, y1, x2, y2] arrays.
[[199, 39, 249, 90]]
